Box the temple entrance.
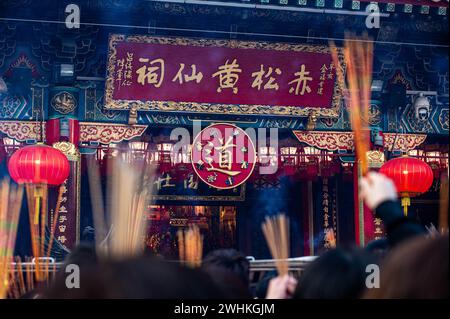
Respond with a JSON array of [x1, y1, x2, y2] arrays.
[[145, 205, 237, 258]]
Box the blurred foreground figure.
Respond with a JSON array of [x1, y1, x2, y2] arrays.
[[293, 247, 378, 299], [43, 256, 228, 299], [201, 249, 252, 298], [364, 234, 448, 299]]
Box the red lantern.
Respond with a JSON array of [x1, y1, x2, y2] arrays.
[[379, 156, 433, 215], [8, 144, 70, 185]]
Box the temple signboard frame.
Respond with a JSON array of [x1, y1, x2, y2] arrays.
[[105, 34, 345, 118]]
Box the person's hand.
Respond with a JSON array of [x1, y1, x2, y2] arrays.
[[266, 275, 298, 299], [360, 172, 398, 210]]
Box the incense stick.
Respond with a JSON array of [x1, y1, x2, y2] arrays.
[[87, 156, 108, 256], [15, 256, 26, 296], [178, 225, 203, 268], [329, 34, 373, 175], [439, 174, 449, 233], [93, 154, 156, 259], [261, 214, 290, 276], [0, 178, 24, 299]]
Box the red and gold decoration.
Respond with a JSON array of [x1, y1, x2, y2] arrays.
[[191, 123, 256, 189], [46, 118, 80, 146], [383, 133, 427, 153], [8, 144, 69, 185], [0, 121, 43, 142], [79, 122, 147, 144], [0, 121, 147, 144], [292, 131, 427, 153], [380, 157, 434, 215], [49, 142, 81, 250], [293, 131, 355, 151], [105, 35, 343, 117]]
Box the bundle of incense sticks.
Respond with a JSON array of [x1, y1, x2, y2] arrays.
[[177, 225, 203, 268], [88, 153, 156, 259], [6, 256, 57, 299], [324, 228, 337, 249], [439, 173, 449, 233], [23, 182, 65, 282], [261, 214, 290, 276], [108, 158, 153, 258], [330, 33, 373, 176], [0, 178, 23, 299]]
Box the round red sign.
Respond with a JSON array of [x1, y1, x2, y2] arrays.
[[191, 123, 256, 189]]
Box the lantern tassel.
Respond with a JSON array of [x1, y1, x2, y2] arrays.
[[401, 196, 410, 217]]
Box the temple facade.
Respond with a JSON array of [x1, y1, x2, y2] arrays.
[[0, 0, 448, 259]]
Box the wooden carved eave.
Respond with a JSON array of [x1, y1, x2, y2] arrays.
[[0, 121, 147, 144], [293, 131, 427, 152]]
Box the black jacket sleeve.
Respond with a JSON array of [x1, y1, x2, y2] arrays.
[[374, 200, 426, 247]]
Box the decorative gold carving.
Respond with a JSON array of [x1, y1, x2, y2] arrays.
[[52, 142, 80, 161], [51, 91, 77, 114], [306, 112, 318, 130], [79, 122, 147, 144], [0, 121, 147, 145], [104, 34, 344, 118], [128, 106, 138, 125], [292, 131, 427, 152], [366, 150, 385, 168], [439, 108, 449, 131], [293, 131, 354, 151], [0, 120, 43, 141], [367, 103, 381, 125], [383, 133, 427, 152]]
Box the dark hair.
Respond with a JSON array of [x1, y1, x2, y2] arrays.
[[202, 249, 250, 287], [365, 238, 389, 258], [365, 238, 389, 252], [364, 234, 448, 299], [43, 256, 228, 299], [294, 246, 379, 299], [201, 267, 252, 299], [63, 243, 98, 268], [81, 226, 96, 243]]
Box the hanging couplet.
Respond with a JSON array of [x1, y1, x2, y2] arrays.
[[49, 142, 81, 250], [191, 123, 256, 189]]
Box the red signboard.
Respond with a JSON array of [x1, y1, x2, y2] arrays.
[[105, 35, 343, 118], [191, 123, 256, 189]]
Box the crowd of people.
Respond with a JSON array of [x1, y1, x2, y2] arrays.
[[27, 172, 448, 299]]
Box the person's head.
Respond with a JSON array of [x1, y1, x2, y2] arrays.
[[365, 238, 389, 258], [294, 246, 379, 299], [63, 242, 97, 268], [364, 234, 448, 299], [43, 255, 229, 298], [201, 267, 252, 298], [202, 249, 250, 287], [81, 226, 96, 243]]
